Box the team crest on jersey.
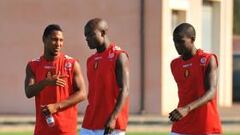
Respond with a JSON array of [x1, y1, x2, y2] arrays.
[[65, 62, 72, 70], [94, 60, 99, 70], [108, 53, 115, 59], [200, 57, 207, 65], [184, 69, 190, 78], [46, 71, 52, 78]]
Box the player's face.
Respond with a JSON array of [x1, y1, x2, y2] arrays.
[[173, 35, 193, 56], [44, 31, 64, 57], [84, 26, 103, 49]]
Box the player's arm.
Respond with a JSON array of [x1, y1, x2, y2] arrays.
[[46, 61, 87, 114], [187, 55, 218, 110], [25, 64, 47, 98], [105, 52, 130, 132], [24, 64, 67, 99], [169, 55, 218, 122]]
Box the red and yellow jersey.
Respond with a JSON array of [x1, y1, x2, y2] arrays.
[[28, 53, 78, 135], [170, 49, 222, 134], [82, 43, 129, 130]]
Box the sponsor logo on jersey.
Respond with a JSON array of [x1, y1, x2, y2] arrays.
[[94, 56, 102, 60], [183, 63, 192, 68], [44, 65, 56, 69]]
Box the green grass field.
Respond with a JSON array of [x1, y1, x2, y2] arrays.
[[0, 132, 239, 135]]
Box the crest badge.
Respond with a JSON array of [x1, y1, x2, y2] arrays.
[[64, 62, 72, 70], [46, 71, 52, 78], [108, 53, 114, 59], [200, 57, 207, 64], [184, 69, 190, 78]]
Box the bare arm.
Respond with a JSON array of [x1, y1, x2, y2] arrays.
[[187, 55, 218, 110], [105, 52, 130, 131], [24, 64, 46, 98], [24, 64, 68, 98], [46, 61, 87, 114], [169, 55, 218, 122]]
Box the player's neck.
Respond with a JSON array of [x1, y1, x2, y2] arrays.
[[96, 39, 111, 53], [44, 53, 60, 61], [182, 47, 197, 60]]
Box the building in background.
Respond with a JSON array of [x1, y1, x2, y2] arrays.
[[0, 0, 233, 115], [233, 36, 240, 102], [233, 0, 240, 103]]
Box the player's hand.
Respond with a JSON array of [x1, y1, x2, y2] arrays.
[[45, 72, 68, 87], [41, 103, 60, 114], [169, 106, 190, 122], [104, 117, 116, 134]]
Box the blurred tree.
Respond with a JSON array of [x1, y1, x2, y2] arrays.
[[233, 0, 240, 35]]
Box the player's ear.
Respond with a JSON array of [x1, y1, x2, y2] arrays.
[[42, 36, 47, 43], [191, 36, 195, 42], [101, 30, 106, 37]]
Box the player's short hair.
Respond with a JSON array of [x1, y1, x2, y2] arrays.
[[42, 24, 62, 41], [173, 23, 196, 41], [85, 18, 108, 32], [85, 18, 102, 30]]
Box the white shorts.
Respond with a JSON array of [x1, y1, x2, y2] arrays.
[[80, 128, 125, 135], [170, 132, 185, 135]]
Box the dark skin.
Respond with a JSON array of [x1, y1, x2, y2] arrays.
[[84, 19, 130, 133], [169, 34, 218, 122], [24, 30, 86, 114], [104, 53, 129, 133]]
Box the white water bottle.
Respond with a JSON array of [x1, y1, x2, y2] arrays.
[[42, 107, 55, 127], [45, 114, 55, 127]]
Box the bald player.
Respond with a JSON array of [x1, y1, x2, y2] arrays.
[[80, 18, 130, 135]]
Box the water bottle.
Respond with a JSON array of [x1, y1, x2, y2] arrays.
[[45, 114, 55, 127], [42, 106, 55, 127]]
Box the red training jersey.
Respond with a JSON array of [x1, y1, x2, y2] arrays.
[[82, 43, 129, 130], [28, 53, 78, 135], [170, 49, 222, 134]]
